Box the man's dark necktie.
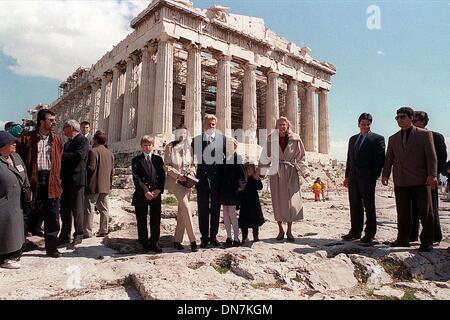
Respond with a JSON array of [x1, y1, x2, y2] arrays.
[[354, 134, 363, 156]]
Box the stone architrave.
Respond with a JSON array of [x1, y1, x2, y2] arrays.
[[137, 44, 156, 138], [242, 63, 257, 144], [121, 56, 136, 141], [184, 43, 202, 137], [286, 79, 299, 134], [108, 66, 122, 143], [318, 89, 330, 154], [266, 71, 279, 133], [153, 35, 174, 135], [216, 54, 232, 137]]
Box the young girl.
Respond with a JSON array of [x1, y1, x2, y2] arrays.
[[312, 178, 323, 202], [219, 138, 246, 247], [239, 163, 265, 244]]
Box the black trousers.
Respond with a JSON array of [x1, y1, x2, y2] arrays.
[[60, 185, 85, 241], [394, 186, 434, 246], [241, 227, 259, 240], [134, 197, 161, 247], [348, 177, 377, 237], [411, 187, 442, 242], [197, 186, 221, 243], [35, 171, 60, 251]]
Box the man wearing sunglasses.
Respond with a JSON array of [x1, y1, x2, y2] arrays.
[[381, 107, 437, 252], [410, 111, 447, 244]]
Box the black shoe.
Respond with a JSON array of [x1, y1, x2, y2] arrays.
[[31, 229, 44, 237], [209, 238, 221, 247], [253, 236, 260, 242], [360, 235, 374, 243], [71, 237, 82, 247], [46, 249, 62, 258], [174, 242, 184, 250], [409, 236, 419, 243], [96, 232, 109, 238], [286, 233, 295, 242], [232, 240, 240, 247], [149, 245, 163, 253], [241, 238, 247, 245], [200, 241, 208, 249], [418, 244, 433, 252], [390, 240, 410, 248], [276, 231, 285, 241], [341, 233, 361, 241], [56, 237, 71, 247], [224, 238, 232, 248], [190, 242, 198, 252]]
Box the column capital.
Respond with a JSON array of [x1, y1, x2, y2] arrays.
[[215, 53, 232, 62], [184, 41, 202, 51], [157, 32, 176, 43], [112, 65, 123, 75], [244, 63, 257, 71], [267, 70, 279, 79]]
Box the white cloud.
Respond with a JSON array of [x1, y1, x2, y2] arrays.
[[330, 139, 348, 161], [0, 0, 151, 80], [377, 50, 385, 56]]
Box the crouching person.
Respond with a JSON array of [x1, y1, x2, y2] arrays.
[[132, 136, 165, 253]]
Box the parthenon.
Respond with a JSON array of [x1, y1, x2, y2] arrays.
[[50, 0, 336, 156]]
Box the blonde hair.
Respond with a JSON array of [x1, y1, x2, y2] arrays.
[[203, 114, 218, 124], [275, 116, 292, 132], [140, 135, 155, 145]]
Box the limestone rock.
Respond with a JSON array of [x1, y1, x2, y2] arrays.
[[373, 287, 404, 300]]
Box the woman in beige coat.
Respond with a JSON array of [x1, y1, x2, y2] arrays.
[[164, 125, 198, 252], [260, 117, 310, 242]]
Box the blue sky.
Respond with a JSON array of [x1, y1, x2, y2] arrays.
[[1, 0, 449, 159]]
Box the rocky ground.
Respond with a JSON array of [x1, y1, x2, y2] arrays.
[[1, 178, 449, 300]]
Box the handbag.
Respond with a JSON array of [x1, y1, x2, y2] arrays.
[[177, 174, 199, 188]]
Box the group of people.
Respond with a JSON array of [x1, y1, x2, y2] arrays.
[[0, 109, 114, 268], [343, 107, 448, 252], [1, 105, 448, 270]]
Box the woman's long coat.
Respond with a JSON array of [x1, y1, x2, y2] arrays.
[[0, 153, 29, 254], [260, 132, 310, 222]]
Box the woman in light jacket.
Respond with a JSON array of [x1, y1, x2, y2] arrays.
[[164, 125, 198, 252], [0, 131, 31, 269]]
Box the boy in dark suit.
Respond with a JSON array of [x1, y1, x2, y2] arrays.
[[343, 113, 385, 243], [132, 136, 165, 253]]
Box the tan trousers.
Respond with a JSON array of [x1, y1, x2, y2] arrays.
[[83, 193, 109, 237], [172, 186, 196, 243]]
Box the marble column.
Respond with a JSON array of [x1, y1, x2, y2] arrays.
[[304, 84, 317, 152], [121, 56, 136, 141], [184, 43, 202, 137], [98, 73, 111, 132], [266, 71, 279, 133], [299, 84, 307, 141], [153, 35, 174, 135], [108, 65, 122, 143], [318, 89, 330, 154], [90, 81, 101, 132], [137, 44, 156, 138], [242, 63, 257, 144], [286, 79, 299, 134], [216, 54, 232, 137]]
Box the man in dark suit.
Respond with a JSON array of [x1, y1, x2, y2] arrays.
[[132, 135, 165, 253], [343, 113, 385, 243], [382, 107, 438, 252], [192, 114, 226, 248], [81, 121, 94, 149], [410, 111, 447, 244], [58, 120, 90, 247]]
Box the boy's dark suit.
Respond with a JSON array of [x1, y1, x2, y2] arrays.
[[131, 153, 165, 250]]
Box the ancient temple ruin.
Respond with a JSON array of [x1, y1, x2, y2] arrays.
[[50, 0, 336, 158]]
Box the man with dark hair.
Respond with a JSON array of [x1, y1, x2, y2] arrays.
[[382, 107, 437, 252], [343, 113, 385, 243], [17, 109, 63, 257], [83, 131, 114, 238], [410, 111, 447, 243], [58, 119, 89, 247], [80, 121, 93, 148]]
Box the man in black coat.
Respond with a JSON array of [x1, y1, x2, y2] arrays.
[[58, 120, 90, 246], [191, 114, 226, 248], [343, 113, 386, 243], [410, 111, 447, 243], [132, 136, 165, 253]]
